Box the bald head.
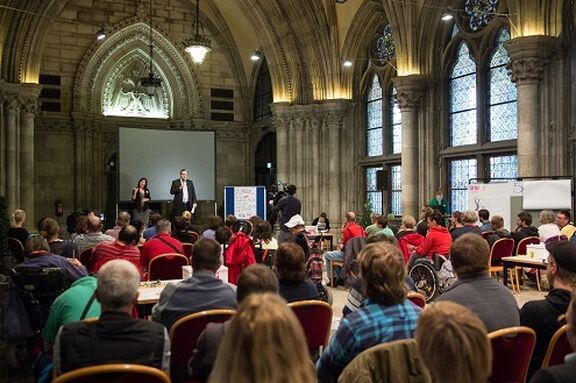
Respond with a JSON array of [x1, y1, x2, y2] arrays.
[[118, 225, 140, 246], [346, 212, 356, 222], [87, 215, 103, 233]]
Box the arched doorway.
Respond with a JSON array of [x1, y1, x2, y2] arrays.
[[255, 132, 276, 188]]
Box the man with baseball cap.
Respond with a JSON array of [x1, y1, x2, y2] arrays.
[[284, 214, 311, 258], [521, 240, 576, 379]]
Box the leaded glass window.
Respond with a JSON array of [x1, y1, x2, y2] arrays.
[[489, 28, 517, 141], [465, 0, 498, 32], [449, 42, 477, 147], [367, 75, 383, 156], [366, 167, 383, 215], [371, 24, 395, 66], [254, 58, 272, 121], [489, 154, 517, 180], [391, 165, 402, 215], [450, 158, 477, 212], [390, 87, 402, 154]]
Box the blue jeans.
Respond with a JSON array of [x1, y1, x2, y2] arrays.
[[324, 250, 344, 280]]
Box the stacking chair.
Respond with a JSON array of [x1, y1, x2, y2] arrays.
[[147, 253, 188, 281], [53, 364, 170, 383], [488, 326, 536, 383], [288, 300, 332, 354], [7, 237, 24, 264], [407, 291, 427, 309], [169, 309, 235, 383], [541, 325, 571, 368], [512, 236, 541, 292], [488, 238, 515, 288], [181, 243, 194, 262], [79, 246, 97, 270]]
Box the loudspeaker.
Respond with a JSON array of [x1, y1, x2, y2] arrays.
[[376, 169, 388, 191]]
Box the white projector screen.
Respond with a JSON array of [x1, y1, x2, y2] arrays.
[[118, 128, 215, 202], [522, 180, 572, 210]]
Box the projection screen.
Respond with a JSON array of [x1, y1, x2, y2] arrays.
[[118, 127, 216, 202]]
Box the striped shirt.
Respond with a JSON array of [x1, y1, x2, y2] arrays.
[[317, 299, 421, 383]]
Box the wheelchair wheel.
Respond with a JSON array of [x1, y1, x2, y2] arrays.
[[409, 261, 440, 303]]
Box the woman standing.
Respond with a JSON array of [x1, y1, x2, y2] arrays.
[[131, 177, 151, 227]]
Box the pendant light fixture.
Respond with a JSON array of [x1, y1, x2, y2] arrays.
[[184, 0, 211, 64], [140, 0, 162, 96]]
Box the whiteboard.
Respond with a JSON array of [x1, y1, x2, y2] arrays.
[[224, 186, 267, 220], [467, 183, 513, 231], [523, 180, 572, 210]]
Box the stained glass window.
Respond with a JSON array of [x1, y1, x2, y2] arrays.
[[391, 165, 402, 215], [254, 58, 272, 121], [465, 0, 498, 32], [489, 154, 517, 180], [449, 42, 477, 147], [367, 75, 383, 156], [371, 24, 396, 66], [489, 28, 517, 141], [450, 158, 477, 212], [390, 87, 402, 154], [366, 167, 383, 215]]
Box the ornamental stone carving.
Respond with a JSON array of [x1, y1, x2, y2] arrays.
[[504, 35, 556, 85], [392, 74, 428, 111]]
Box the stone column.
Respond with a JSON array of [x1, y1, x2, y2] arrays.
[[393, 75, 427, 218], [5, 96, 20, 214], [505, 35, 556, 178], [20, 96, 39, 229], [271, 105, 290, 186]]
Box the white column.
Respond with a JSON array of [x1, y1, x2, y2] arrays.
[[20, 97, 38, 229]]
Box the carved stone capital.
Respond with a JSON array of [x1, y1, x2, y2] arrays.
[[6, 96, 21, 114], [504, 35, 556, 84], [392, 75, 428, 111], [20, 98, 40, 115]]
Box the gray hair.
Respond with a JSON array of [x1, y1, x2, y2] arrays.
[[540, 210, 555, 224], [97, 260, 140, 310], [116, 211, 131, 226], [462, 211, 478, 225], [156, 219, 171, 234]]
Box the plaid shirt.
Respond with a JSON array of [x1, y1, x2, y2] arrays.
[[317, 299, 421, 383]]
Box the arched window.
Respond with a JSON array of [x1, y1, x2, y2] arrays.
[[366, 74, 383, 157], [254, 58, 272, 121], [449, 42, 477, 147]]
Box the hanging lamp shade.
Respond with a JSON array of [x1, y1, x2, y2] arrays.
[[185, 0, 211, 64]]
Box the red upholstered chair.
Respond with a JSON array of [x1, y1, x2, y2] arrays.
[[182, 243, 194, 262], [541, 325, 571, 368], [288, 300, 332, 352], [482, 232, 494, 241], [147, 253, 189, 281], [169, 309, 235, 383], [188, 232, 200, 244], [488, 326, 536, 383], [516, 236, 540, 256], [7, 237, 24, 263], [53, 364, 170, 383], [407, 292, 426, 309], [79, 246, 96, 270], [489, 238, 515, 277]]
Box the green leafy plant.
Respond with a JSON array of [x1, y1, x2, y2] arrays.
[[360, 197, 373, 228]]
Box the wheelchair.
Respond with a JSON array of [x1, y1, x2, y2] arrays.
[[408, 254, 455, 303]]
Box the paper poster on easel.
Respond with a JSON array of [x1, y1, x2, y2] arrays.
[[224, 186, 267, 220], [467, 183, 513, 231]]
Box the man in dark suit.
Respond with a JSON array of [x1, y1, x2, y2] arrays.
[[170, 168, 197, 218]]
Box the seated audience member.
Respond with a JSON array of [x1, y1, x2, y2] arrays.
[[396, 215, 425, 263], [371, 215, 394, 238], [252, 221, 278, 250], [141, 219, 184, 271], [512, 211, 539, 244], [152, 239, 236, 329], [448, 211, 464, 233], [324, 212, 366, 284], [72, 215, 114, 253], [416, 301, 491, 383], [189, 264, 279, 381], [16, 236, 87, 282], [450, 210, 482, 240], [91, 225, 143, 279], [225, 214, 237, 233], [104, 211, 131, 239], [39, 218, 79, 258], [53, 260, 170, 375], [42, 275, 101, 351], [276, 243, 319, 302], [436, 233, 519, 331], [416, 207, 433, 237], [70, 215, 88, 240], [214, 226, 231, 246], [312, 212, 331, 232], [478, 208, 492, 233], [172, 216, 199, 244], [539, 209, 562, 242], [317, 242, 421, 383], [521, 240, 576, 379], [408, 211, 451, 268], [130, 219, 146, 245], [225, 221, 256, 284], [364, 212, 380, 237], [395, 215, 417, 240], [485, 215, 512, 248], [248, 215, 263, 231], [530, 295, 576, 383], [8, 209, 29, 246], [202, 215, 223, 240], [209, 293, 315, 383], [285, 214, 312, 258], [556, 210, 576, 240], [143, 213, 162, 240]]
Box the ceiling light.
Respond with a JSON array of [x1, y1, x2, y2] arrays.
[[250, 49, 262, 61], [441, 8, 454, 21], [140, 0, 162, 96], [184, 0, 211, 64], [343, 59, 353, 67]]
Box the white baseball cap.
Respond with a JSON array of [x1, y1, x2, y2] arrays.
[[285, 214, 305, 228]]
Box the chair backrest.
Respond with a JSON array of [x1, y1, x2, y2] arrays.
[[516, 236, 540, 256], [489, 238, 515, 266], [482, 232, 494, 241], [137, 244, 144, 255], [181, 242, 194, 261], [288, 300, 332, 351], [189, 232, 200, 244], [169, 309, 235, 378], [79, 246, 96, 270], [488, 326, 536, 383], [541, 324, 571, 368], [407, 292, 426, 309], [53, 363, 170, 383], [7, 237, 24, 263], [148, 253, 189, 281]]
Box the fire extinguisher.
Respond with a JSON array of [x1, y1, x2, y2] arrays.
[[55, 199, 64, 216]]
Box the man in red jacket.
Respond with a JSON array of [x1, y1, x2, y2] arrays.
[[324, 211, 366, 286], [407, 211, 452, 269]]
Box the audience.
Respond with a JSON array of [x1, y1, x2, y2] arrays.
[[485, 215, 512, 248], [324, 212, 366, 284], [521, 240, 576, 379], [530, 294, 576, 383], [478, 208, 492, 232], [512, 211, 539, 244], [252, 221, 278, 251], [449, 211, 464, 232], [8, 209, 29, 246], [416, 301, 491, 383], [556, 210, 576, 240], [276, 243, 319, 302], [189, 264, 279, 381], [130, 219, 146, 245], [450, 210, 482, 240], [72, 215, 114, 253], [364, 212, 380, 237], [270, 184, 301, 245], [202, 215, 223, 240], [371, 215, 394, 238], [141, 219, 184, 271], [312, 212, 330, 232], [415, 207, 433, 237], [317, 242, 421, 383], [285, 214, 314, 258], [91, 225, 143, 279], [16, 236, 87, 282], [39, 218, 79, 258], [172, 216, 199, 243], [396, 215, 425, 263], [143, 213, 162, 240], [209, 293, 315, 383], [436, 233, 519, 331], [104, 211, 131, 239], [539, 209, 562, 242], [52, 260, 170, 375], [152, 238, 236, 329], [224, 220, 256, 284], [408, 210, 451, 268]]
